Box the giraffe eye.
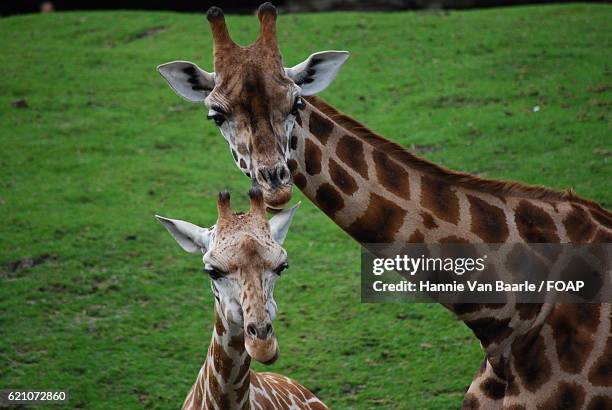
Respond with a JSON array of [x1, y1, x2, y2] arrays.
[[207, 113, 226, 127], [204, 265, 225, 280], [291, 97, 304, 116], [274, 262, 289, 276]]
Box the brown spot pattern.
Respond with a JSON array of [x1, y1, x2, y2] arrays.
[[588, 336, 612, 386], [293, 172, 307, 190], [212, 341, 234, 383], [329, 158, 358, 195], [422, 211, 438, 229], [308, 110, 333, 144], [587, 395, 612, 410], [589, 208, 612, 228], [465, 317, 512, 348], [467, 194, 509, 243], [287, 158, 298, 173], [563, 205, 597, 242], [347, 193, 407, 243], [207, 352, 230, 407], [372, 149, 410, 199], [511, 329, 552, 392], [336, 134, 368, 179], [480, 378, 506, 400], [517, 303, 540, 320], [304, 139, 322, 176], [505, 244, 549, 282], [215, 317, 226, 336], [421, 175, 460, 225], [290, 134, 298, 150], [253, 392, 275, 409], [315, 183, 345, 217], [228, 334, 243, 352], [537, 381, 585, 410], [550, 303, 600, 373], [514, 200, 560, 243]]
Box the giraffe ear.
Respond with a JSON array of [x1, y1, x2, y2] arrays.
[[157, 61, 215, 103], [268, 202, 300, 245], [155, 215, 211, 253], [285, 51, 349, 96]]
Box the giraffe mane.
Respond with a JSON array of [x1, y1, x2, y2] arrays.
[[305, 96, 611, 215]]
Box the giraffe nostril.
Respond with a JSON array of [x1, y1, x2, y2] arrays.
[[257, 166, 290, 189], [246, 323, 258, 338], [264, 324, 273, 337]]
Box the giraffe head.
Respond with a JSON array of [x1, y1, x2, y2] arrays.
[[156, 188, 298, 364], [157, 3, 349, 210]]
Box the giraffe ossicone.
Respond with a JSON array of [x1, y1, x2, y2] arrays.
[[156, 189, 327, 409]]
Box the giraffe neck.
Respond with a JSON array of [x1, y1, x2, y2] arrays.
[[183, 302, 251, 410], [289, 96, 610, 245], [290, 96, 501, 243], [287, 96, 612, 360]]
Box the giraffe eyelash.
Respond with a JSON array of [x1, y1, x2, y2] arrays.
[[209, 104, 228, 115], [204, 264, 226, 280], [207, 110, 226, 127], [274, 261, 289, 276]]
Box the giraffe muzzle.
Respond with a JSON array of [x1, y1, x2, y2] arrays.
[[253, 165, 293, 210], [245, 333, 279, 364], [261, 184, 292, 211]]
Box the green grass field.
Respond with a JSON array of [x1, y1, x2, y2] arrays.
[[0, 4, 610, 409]]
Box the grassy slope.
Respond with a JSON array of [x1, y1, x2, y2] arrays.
[[0, 4, 610, 409]]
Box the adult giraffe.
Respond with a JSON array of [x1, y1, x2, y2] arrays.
[[157, 3, 612, 409]]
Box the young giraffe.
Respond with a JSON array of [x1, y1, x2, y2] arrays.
[[156, 189, 328, 410], [157, 3, 612, 409]]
